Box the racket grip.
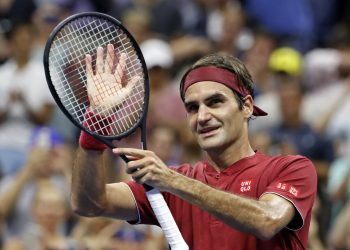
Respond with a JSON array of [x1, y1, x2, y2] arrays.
[[146, 189, 189, 250]]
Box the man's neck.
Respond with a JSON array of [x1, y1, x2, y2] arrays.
[[206, 141, 255, 172]]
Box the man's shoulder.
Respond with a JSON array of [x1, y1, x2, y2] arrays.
[[266, 154, 316, 181], [275, 154, 313, 165], [259, 151, 311, 163], [256, 152, 314, 172]]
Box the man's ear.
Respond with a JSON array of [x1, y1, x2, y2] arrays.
[[242, 95, 254, 118]]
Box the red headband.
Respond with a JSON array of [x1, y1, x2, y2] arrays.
[[182, 66, 267, 116]]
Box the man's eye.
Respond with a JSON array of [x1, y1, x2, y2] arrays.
[[208, 98, 222, 106], [185, 104, 198, 113]]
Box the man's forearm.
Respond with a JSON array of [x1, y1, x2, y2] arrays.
[[71, 147, 108, 216], [167, 172, 291, 239]]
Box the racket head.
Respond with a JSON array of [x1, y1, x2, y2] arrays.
[[43, 12, 149, 146]]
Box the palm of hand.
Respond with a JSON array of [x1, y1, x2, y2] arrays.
[[86, 45, 139, 115], [87, 68, 129, 110]]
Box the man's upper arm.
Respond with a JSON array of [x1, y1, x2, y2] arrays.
[[103, 182, 139, 221], [262, 156, 317, 230], [259, 193, 296, 231]]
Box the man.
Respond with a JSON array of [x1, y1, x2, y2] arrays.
[[72, 46, 317, 250]]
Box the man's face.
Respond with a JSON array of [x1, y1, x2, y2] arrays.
[[184, 81, 249, 152]]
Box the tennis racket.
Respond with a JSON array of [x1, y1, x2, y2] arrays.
[[43, 12, 188, 250]]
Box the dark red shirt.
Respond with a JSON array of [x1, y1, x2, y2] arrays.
[[126, 152, 317, 250]]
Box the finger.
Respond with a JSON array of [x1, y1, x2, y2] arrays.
[[125, 157, 153, 174], [113, 147, 149, 158], [124, 155, 139, 161], [126, 160, 143, 174], [85, 54, 93, 76], [130, 167, 152, 184], [96, 46, 104, 74], [105, 44, 114, 74], [114, 53, 127, 84]]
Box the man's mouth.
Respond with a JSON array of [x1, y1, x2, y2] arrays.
[[198, 126, 220, 137]]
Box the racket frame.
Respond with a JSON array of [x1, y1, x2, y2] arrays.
[[43, 12, 149, 149]]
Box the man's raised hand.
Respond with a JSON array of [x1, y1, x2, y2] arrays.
[[86, 44, 140, 115]]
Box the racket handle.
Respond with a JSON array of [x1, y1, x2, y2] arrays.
[[146, 188, 189, 250]]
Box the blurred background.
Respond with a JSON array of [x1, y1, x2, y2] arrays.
[[0, 0, 349, 249]]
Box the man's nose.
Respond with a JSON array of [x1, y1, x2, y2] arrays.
[[197, 104, 211, 124]]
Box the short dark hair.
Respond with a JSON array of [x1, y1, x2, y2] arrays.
[[179, 53, 255, 111]]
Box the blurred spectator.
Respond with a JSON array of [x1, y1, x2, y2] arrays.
[[142, 38, 173, 70], [249, 46, 303, 133], [0, 0, 36, 22], [308, 197, 326, 250], [21, 182, 77, 250], [170, 34, 213, 69], [0, 21, 54, 176], [148, 123, 180, 165], [241, 28, 277, 96], [121, 7, 153, 45], [140, 38, 186, 132], [269, 77, 334, 174], [169, 0, 213, 69], [302, 49, 345, 93], [30, 3, 78, 144], [327, 155, 350, 225], [121, 0, 183, 40], [31, 2, 77, 144], [109, 0, 133, 19], [2, 238, 25, 250], [269, 47, 303, 77], [207, 1, 246, 55], [177, 0, 210, 37], [329, 200, 350, 250], [301, 36, 350, 158], [309, 78, 350, 153], [136, 0, 183, 39], [0, 126, 71, 241], [109, 224, 166, 250], [71, 217, 118, 249], [178, 127, 203, 165], [30, 2, 70, 62], [71, 217, 165, 249]]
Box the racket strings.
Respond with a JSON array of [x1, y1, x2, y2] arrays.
[[48, 16, 146, 136]]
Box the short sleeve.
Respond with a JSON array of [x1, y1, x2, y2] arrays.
[[125, 180, 159, 226], [262, 156, 317, 230]]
